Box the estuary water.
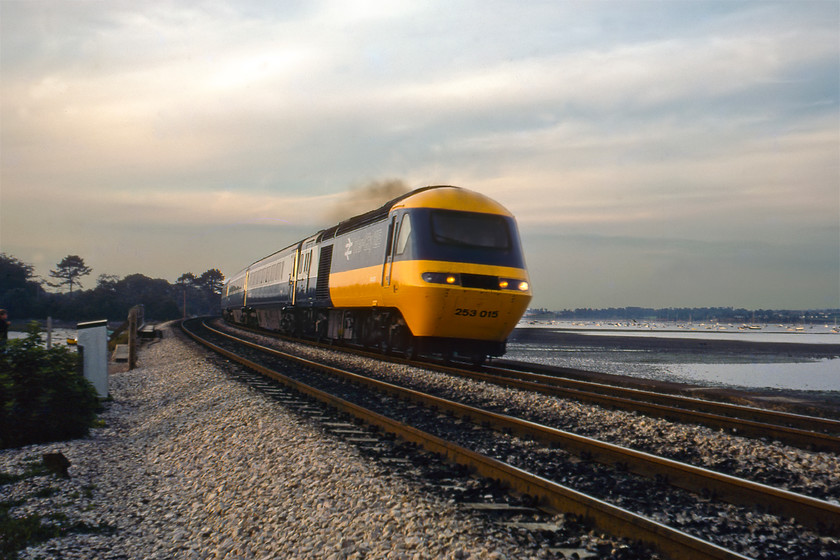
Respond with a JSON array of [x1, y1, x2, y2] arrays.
[[8, 328, 79, 349], [506, 321, 840, 391]]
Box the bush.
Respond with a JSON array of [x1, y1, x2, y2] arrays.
[[0, 323, 102, 449]]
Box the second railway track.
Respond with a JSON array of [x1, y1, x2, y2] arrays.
[[224, 319, 840, 452], [182, 318, 840, 560], [482, 361, 840, 442]]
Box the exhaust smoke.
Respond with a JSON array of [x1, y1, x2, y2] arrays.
[[326, 179, 411, 223]]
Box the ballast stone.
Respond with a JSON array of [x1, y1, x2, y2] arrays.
[[2, 323, 540, 560]]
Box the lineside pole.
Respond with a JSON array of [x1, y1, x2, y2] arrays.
[[128, 307, 137, 370]]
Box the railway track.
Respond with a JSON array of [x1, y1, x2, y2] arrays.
[[222, 320, 840, 452], [490, 359, 840, 428], [205, 320, 840, 503], [182, 318, 840, 559], [453, 362, 840, 452], [368, 345, 840, 448]]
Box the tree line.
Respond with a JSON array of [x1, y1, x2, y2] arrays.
[[526, 306, 839, 324], [0, 253, 224, 323]]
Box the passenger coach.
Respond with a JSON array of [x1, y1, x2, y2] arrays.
[[222, 185, 531, 363]]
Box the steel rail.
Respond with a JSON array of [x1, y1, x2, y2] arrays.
[[182, 319, 752, 560], [214, 320, 840, 450], [193, 320, 840, 537], [428, 362, 840, 453], [483, 363, 840, 434]]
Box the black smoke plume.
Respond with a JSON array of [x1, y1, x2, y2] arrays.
[[325, 179, 411, 224]]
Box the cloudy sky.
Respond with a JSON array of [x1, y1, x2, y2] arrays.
[[1, 0, 838, 310]]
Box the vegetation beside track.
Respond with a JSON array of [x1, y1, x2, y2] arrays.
[[0, 323, 101, 449]]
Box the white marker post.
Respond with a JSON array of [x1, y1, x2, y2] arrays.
[[76, 319, 109, 398]]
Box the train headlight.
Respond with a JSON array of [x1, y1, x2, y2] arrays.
[[422, 272, 461, 285], [499, 278, 529, 292]]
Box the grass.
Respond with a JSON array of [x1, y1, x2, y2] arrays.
[[0, 461, 50, 486], [0, 464, 113, 559], [0, 503, 115, 559]]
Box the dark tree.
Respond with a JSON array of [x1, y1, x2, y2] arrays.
[[49, 255, 92, 294], [96, 274, 121, 290], [176, 273, 197, 319], [117, 274, 180, 320], [176, 272, 197, 289], [198, 269, 225, 314], [197, 269, 225, 296], [0, 253, 35, 286], [176, 270, 224, 317], [0, 253, 46, 317]]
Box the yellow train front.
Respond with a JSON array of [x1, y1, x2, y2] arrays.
[[222, 185, 531, 364], [326, 186, 531, 362]]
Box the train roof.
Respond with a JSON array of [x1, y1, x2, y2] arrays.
[[320, 185, 512, 241], [226, 185, 512, 282], [392, 185, 513, 215]]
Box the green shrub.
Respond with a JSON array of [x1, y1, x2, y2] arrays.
[[0, 323, 102, 449]]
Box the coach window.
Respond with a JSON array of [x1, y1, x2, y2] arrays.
[[396, 214, 412, 255]]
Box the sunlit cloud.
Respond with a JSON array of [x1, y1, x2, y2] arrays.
[[1, 0, 837, 307]]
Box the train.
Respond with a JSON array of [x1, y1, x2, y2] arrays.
[[221, 185, 532, 363]]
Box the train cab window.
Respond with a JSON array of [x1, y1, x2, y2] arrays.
[[431, 210, 510, 250], [396, 214, 412, 255]]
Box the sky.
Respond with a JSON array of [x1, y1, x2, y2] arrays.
[[1, 0, 838, 311]]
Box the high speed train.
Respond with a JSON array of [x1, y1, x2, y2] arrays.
[[221, 185, 531, 363]]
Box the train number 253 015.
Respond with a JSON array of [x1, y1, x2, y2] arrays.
[[454, 308, 499, 318]]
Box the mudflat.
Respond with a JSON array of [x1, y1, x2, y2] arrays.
[[504, 328, 840, 418]]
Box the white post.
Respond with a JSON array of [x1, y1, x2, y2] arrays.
[[76, 319, 108, 398]]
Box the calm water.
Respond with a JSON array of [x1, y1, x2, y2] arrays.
[[507, 321, 840, 391], [8, 329, 79, 349], [520, 320, 840, 344]]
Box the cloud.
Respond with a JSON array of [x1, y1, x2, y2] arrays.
[[1, 1, 837, 308], [2, 183, 338, 229]]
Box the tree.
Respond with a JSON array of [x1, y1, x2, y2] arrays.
[[176, 273, 197, 319], [177, 270, 224, 317], [96, 274, 121, 291], [197, 269, 225, 315], [117, 274, 180, 320], [176, 272, 197, 288], [0, 253, 35, 287], [197, 269, 225, 296], [48, 255, 92, 294], [0, 253, 46, 318]]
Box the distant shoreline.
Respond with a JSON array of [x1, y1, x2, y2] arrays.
[[510, 327, 840, 359]]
